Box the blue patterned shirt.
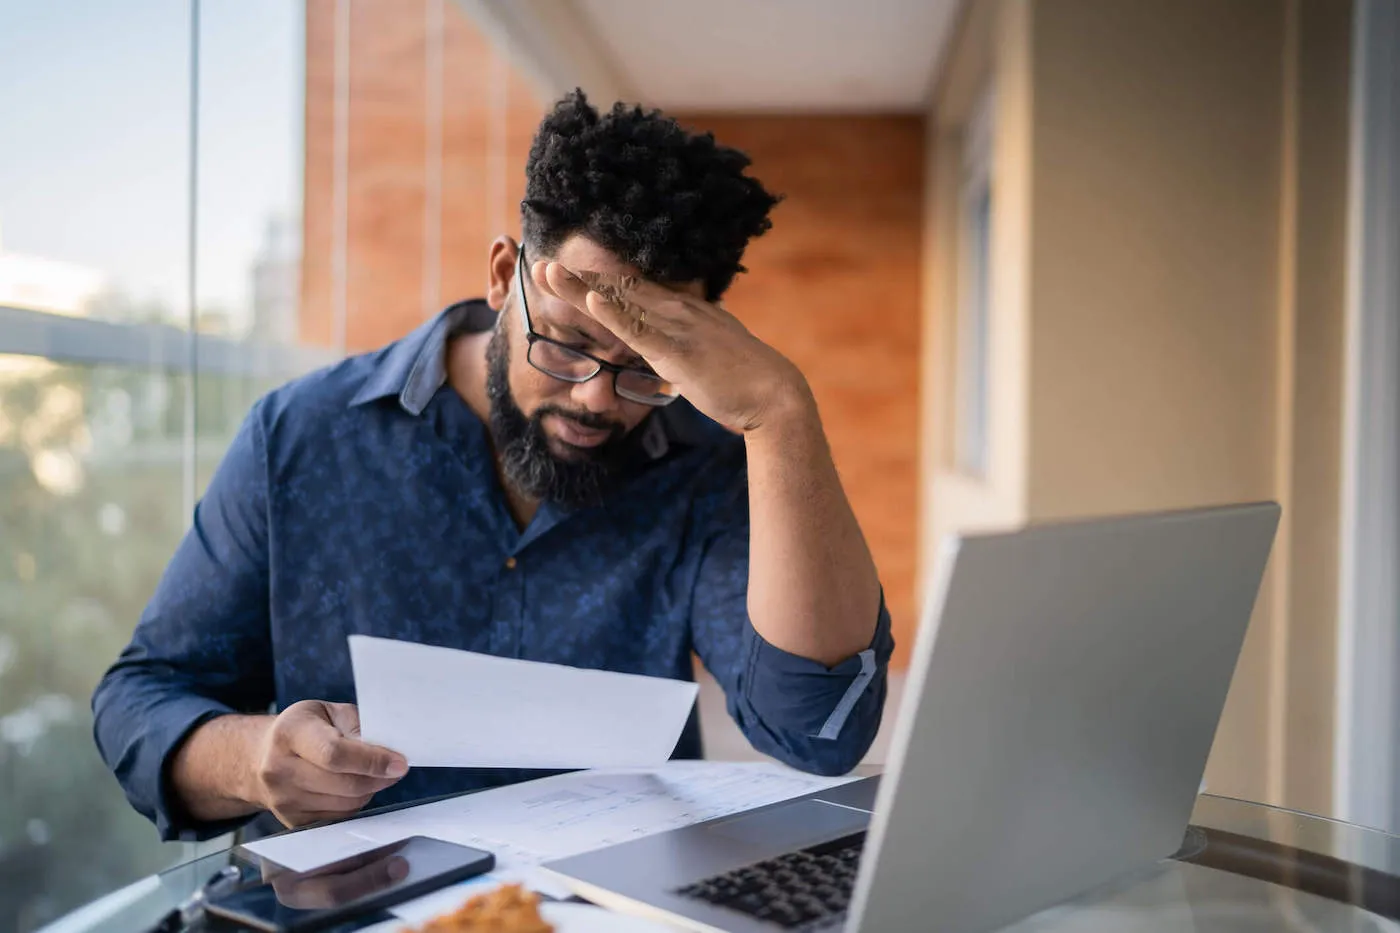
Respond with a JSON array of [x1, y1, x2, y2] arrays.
[[92, 301, 894, 841]]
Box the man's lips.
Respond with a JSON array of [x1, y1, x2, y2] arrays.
[[547, 414, 613, 448]]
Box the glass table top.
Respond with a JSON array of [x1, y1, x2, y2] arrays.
[[36, 793, 1400, 933]]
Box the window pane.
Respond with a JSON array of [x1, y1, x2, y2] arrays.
[[196, 0, 305, 344], [0, 355, 188, 930], [195, 371, 285, 493], [0, 1, 190, 327], [195, 0, 307, 491], [1, 4, 539, 928], [0, 4, 198, 928]]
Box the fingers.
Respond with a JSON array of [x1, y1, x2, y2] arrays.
[[536, 261, 689, 325], [531, 260, 674, 361], [322, 701, 362, 737], [583, 291, 679, 358], [255, 702, 407, 830], [268, 788, 375, 828], [279, 753, 399, 798], [574, 268, 678, 312], [534, 260, 644, 311], [534, 260, 593, 311], [288, 717, 408, 779], [264, 759, 379, 814]]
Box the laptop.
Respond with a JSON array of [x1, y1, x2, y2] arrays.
[[541, 503, 1280, 933]]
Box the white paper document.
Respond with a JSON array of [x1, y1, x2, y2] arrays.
[[241, 760, 859, 878], [348, 635, 699, 769]]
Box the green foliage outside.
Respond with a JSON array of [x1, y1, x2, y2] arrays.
[[0, 356, 276, 931]]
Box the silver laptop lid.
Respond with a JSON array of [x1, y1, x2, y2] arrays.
[[849, 503, 1279, 933]]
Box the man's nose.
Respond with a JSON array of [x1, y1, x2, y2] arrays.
[[570, 372, 621, 415]]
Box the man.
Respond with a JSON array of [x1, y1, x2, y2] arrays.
[[93, 91, 894, 841]]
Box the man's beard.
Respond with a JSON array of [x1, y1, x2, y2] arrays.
[[485, 326, 636, 507]]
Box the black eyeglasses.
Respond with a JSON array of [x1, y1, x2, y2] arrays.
[[514, 247, 679, 407]]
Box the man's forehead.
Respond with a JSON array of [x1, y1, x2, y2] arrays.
[[550, 234, 639, 279], [548, 234, 705, 299]]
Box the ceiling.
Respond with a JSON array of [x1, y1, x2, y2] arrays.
[[470, 0, 964, 113]]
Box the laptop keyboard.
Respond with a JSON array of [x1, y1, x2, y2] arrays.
[[674, 832, 866, 929]]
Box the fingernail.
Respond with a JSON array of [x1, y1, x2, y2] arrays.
[[386, 758, 408, 778], [555, 264, 579, 282], [388, 857, 410, 881]]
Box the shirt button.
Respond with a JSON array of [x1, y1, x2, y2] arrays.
[[504, 556, 517, 570]]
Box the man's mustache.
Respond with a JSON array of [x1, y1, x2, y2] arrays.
[[534, 406, 625, 437]]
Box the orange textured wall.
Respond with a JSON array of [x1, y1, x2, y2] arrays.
[[301, 0, 336, 349], [302, 0, 543, 352], [436, 9, 492, 309], [678, 116, 925, 666]]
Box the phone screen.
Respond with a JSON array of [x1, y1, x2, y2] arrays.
[[207, 836, 495, 932]]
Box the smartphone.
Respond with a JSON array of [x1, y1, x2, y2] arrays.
[[205, 836, 495, 932]]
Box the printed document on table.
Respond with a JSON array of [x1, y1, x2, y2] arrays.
[[241, 760, 861, 876], [348, 635, 699, 769]]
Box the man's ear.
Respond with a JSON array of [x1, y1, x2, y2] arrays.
[[486, 236, 520, 311]]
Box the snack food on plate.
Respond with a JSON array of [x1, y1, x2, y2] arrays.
[[412, 883, 554, 933]]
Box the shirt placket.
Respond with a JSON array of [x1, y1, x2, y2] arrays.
[[492, 547, 526, 657]]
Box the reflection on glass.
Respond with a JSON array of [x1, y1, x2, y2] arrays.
[[194, 0, 307, 492], [0, 0, 537, 926], [194, 372, 285, 498], [0, 356, 188, 929], [0, 354, 283, 929]]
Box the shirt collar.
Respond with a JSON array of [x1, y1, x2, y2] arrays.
[[347, 300, 491, 415], [347, 298, 725, 459]]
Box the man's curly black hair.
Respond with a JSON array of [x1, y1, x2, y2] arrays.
[[521, 90, 780, 302]]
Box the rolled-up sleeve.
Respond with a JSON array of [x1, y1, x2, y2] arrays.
[[91, 404, 276, 841], [688, 453, 895, 776]]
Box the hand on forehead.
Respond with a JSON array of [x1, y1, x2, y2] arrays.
[[573, 270, 640, 304], [532, 262, 661, 314], [531, 258, 698, 359], [523, 244, 791, 434]]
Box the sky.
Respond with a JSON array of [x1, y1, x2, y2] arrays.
[[0, 0, 303, 326]]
